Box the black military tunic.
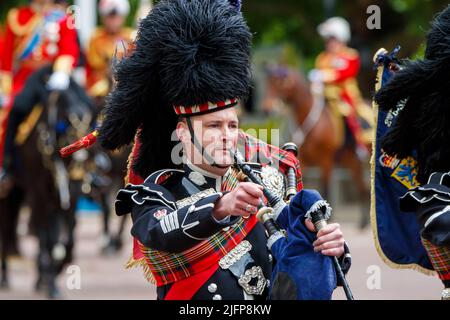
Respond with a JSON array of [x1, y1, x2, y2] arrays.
[[116, 162, 273, 300]]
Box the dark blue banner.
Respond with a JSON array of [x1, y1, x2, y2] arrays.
[[371, 48, 433, 273]]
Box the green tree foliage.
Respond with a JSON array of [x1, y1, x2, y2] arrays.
[[1, 0, 448, 94], [3, 0, 448, 53], [0, 0, 28, 21], [243, 0, 449, 58]]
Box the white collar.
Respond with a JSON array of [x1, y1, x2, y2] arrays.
[[185, 160, 231, 191]]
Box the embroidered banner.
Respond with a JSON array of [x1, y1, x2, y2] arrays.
[[371, 48, 433, 274]]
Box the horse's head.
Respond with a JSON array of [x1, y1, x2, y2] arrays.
[[12, 66, 96, 161], [262, 65, 313, 115]]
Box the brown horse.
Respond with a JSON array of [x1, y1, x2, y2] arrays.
[[263, 66, 370, 228]]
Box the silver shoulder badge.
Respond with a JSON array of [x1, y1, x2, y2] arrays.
[[176, 188, 217, 209], [260, 166, 286, 200], [188, 171, 207, 186]]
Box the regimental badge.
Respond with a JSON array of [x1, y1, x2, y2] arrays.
[[153, 208, 168, 220], [379, 152, 400, 169], [392, 157, 419, 189], [379, 151, 419, 189], [260, 166, 286, 200]]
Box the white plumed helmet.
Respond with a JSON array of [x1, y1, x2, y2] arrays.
[[99, 0, 130, 17], [317, 17, 351, 43]]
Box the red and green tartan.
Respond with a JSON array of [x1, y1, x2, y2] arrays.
[[240, 131, 303, 191], [421, 237, 450, 281], [139, 215, 258, 286], [126, 130, 303, 286]]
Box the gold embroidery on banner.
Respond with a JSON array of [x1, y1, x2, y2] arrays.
[[391, 157, 419, 189]]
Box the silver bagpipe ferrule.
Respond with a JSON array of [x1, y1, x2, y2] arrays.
[[282, 142, 299, 202], [233, 150, 287, 215], [255, 207, 280, 236], [233, 150, 287, 239], [442, 288, 450, 300], [305, 200, 355, 300], [304, 200, 333, 233], [233, 150, 354, 300]]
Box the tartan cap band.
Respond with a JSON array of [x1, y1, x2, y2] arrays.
[[173, 98, 238, 116]]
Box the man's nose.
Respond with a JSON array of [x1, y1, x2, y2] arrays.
[[221, 125, 232, 141]]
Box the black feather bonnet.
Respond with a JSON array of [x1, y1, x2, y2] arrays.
[[98, 0, 252, 178], [374, 5, 450, 184]]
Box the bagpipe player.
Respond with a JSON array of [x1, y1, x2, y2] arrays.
[[62, 0, 352, 300]]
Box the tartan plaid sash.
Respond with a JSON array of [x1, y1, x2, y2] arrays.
[[421, 237, 450, 281], [240, 131, 303, 191], [138, 215, 258, 286], [126, 131, 302, 286]]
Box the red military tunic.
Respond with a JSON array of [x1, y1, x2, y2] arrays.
[[0, 5, 79, 166], [315, 47, 372, 149], [86, 26, 134, 97]]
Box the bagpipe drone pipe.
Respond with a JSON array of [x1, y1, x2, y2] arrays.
[[233, 151, 354, 300]]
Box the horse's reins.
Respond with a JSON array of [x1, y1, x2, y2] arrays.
[[292, 79, 325, 146], [47, 91, 71, 210]]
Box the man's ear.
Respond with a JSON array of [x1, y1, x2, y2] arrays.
[[176, 120, 189, 143]]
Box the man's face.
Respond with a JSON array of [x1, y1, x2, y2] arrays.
[[177, 108, 240, 168], [102, 14, 126, 34], [325, 37, 344, 53]]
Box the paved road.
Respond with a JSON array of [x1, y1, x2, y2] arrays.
[[0, 208, 443, 300]]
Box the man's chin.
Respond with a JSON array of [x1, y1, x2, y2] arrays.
[[211, 156, 233, 168]]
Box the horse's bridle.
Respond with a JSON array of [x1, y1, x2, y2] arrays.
[[292, 79, 326, 146]]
